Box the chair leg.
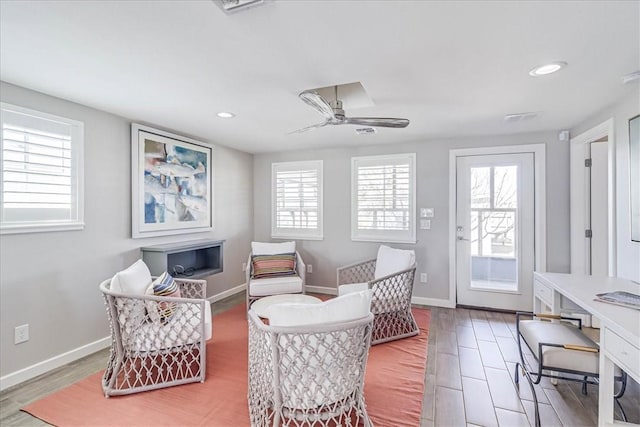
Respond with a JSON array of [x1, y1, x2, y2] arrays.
[[582, 376, 588, 395], [614, 397, 627, 423], [519, 365, 541, 427], [614, 371, 627, 399], [614, 372, 628, 422]]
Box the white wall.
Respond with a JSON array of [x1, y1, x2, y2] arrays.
[[571, 92, 640, 282], [253, 131, 570, 302], [0, 82, 253, 380]]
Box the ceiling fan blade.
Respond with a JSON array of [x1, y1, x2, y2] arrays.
[[343, 117, 410, 128], [298, 90, 336, 120], [288, 121, 329, 134]]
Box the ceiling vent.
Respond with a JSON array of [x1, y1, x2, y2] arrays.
[[214, 0, 264, 13], [310, 82, 374, 110], [355, 127, 377, 135], [504, 112, 539, 123]]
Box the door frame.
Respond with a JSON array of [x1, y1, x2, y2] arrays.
[[569, 119, 616, 277], [448, 144, 547, 308]]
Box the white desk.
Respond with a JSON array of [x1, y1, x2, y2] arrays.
[[533, 272, 640, 427]]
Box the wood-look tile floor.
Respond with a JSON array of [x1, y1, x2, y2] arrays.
[[1, 296, 638, 426], [419, 306, 639, 427]]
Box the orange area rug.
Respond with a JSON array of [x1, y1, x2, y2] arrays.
[[23, 304, 430, 426]]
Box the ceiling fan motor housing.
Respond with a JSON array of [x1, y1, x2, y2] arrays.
[[330, 99, 345, 119]]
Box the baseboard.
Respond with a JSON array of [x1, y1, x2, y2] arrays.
[[0, 336, 110, 392], [411, 296, 455, 308], [305, 285, 337, 295], [207, 283, 246, 303]]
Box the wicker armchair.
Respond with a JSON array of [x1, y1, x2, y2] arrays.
[[99, 277, 211, 397], [337, 246, 418, 345], [246, 241, 306, 309], [247, 291, 374, 427]]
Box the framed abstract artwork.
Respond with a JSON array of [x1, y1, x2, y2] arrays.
[[630, 114, 639, 242], [131, 124, 213, 238]]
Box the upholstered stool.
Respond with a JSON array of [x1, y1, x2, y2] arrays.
[[515, 313, 627, 427]]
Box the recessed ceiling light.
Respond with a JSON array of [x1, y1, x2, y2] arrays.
[[216, 112, 235, 119], [529, 61, 567, 77]]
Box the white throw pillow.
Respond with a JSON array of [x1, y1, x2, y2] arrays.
[[251, 241, 296, 256], [110, 259, 153, 295], [374, 245, 416, 279], [269, 289, 373, 327]]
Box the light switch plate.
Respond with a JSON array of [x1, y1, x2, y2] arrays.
[[420, 219, 431, 229], [425, 208, 434, 217]]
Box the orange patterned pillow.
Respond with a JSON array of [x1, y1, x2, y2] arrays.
[[251, 253, 296, 279]]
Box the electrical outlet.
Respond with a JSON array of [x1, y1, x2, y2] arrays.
[[242, 262, 247, 272], [15, 324, 29, 344], [420, 273, 428, 283], [307, 264, 313, 274]]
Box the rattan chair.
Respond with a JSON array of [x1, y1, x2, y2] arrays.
[[99, 277, 211, 397], [246, 241, 306, 309], [337, 246, 418, 345], [514, 312, 627, 427], [247, 293, 374, 427]]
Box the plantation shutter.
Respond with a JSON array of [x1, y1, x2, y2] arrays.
[[272, 160, 323, 239], [1, 104, 84, 233], [352, 154, 416, 243]]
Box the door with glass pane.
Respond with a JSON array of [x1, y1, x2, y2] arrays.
[[456, 153, 535, 311]]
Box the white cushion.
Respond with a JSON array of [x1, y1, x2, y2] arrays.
[[339, 282, 407, 313], [251, 241, 296, 256], [519, 320, 600, 374], [269, 289, 373, 327], [249, 275, 302, 297], [374, 245, 415, 279], [130, 302, 212, 352], [338, 282, 369, 296], [110, 259, 152, 294]]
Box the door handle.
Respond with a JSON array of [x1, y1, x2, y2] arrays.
[[457, 236, 469, 241]]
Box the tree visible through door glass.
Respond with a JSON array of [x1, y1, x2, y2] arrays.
[[469, 165, 518, 292]]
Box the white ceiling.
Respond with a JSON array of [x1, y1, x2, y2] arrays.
[[1, 1, 638, 154]]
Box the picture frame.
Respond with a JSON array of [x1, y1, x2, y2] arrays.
[[629, 114, 640, 242], [131, 123, 213, 239]]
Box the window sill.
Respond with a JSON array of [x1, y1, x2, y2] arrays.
[[1, 222, 85, 235], [271, 234, 324, 241], [351, 236, 417, 245]]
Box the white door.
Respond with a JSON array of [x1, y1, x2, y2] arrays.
[[569, 120, 615, 277], [587, 141, 609, 276], [456, 153, 535, 311]]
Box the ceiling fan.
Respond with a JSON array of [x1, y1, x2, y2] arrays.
[[291, 86, 410, 133]]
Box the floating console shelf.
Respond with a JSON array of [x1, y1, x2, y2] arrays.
[[141, 239, 224, 279]]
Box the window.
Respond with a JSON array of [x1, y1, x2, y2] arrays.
[[271, 160, 323, 240], [351, 153, 416, 243], [1, 103, 84, 234], [470, 165, 517, 259]]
